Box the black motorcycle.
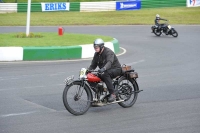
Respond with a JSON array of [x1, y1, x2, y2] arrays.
[[63, 65, 143, 115], [151, 20, 178, 37]]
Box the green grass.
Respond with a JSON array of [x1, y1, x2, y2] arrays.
[[0, 32, 113, 46], [1, 7, 200, 47], [1, 7, 200, 26]]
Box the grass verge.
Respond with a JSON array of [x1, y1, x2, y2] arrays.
[[0, 32, 113, 46], [0, 7, 200, 47], [0, 7, 200, 26]]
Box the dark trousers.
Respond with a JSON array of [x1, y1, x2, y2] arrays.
[[99, 68, 122, 94]]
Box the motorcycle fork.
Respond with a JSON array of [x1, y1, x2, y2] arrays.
[[76, 80, 85, 98]]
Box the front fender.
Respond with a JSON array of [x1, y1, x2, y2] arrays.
[[170, 28, 177, 33]]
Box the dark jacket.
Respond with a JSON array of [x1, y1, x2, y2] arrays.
[[89, 47, 121, 70], [155, 17, 167, 25]]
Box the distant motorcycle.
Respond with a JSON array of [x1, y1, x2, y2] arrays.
[[151, 20, 178, 37], [62, 65, 143, 115]]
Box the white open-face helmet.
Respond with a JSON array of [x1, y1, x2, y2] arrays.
[[156, 14, 160, 18]]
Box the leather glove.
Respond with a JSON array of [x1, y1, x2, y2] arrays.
[[86, 69, 93, 73], [98, 67, 106, 74], [86, 69, 89, 74]]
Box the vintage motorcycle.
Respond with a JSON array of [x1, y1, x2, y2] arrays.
[[151, 20, 178, 37], [62, 65, 143, 115]]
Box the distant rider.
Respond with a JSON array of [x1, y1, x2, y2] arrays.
[[154, 14, 169, 34]]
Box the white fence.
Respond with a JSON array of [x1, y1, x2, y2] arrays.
[[0, 3, 17, 13], [80, 1, 116, 12]]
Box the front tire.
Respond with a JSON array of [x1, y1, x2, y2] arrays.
[[171, 29, 178, 37], [63, 81, 92, 115], [117, 77, 138, 108]]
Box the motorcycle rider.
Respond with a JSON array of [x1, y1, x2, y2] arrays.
[[154, 14, 169, 34], [88, 38, 122, 102]]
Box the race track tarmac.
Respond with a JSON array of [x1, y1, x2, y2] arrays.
[[0, 25, 200, 133]]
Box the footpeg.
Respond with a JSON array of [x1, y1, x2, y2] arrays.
[[108, 99, 124, 104], [91, 99, 124, 107], [91, 102, 106, 107]]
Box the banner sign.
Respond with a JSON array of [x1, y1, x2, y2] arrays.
[[116, 0, 141, 11], [187, 0, 200, 7], [41, 3, 70, 11]]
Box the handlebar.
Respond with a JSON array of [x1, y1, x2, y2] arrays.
[[87, 70, 97, 73], [87, 70, 100, 75], [87, 69, 106, 75]]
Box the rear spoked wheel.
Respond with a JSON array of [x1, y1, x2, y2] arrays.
[[117, 77, 138, 108], [154, 28, 162, 36]]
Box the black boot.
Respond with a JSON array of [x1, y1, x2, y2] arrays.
[[108, 94, 116, 103], [166, 29, 169, 35]]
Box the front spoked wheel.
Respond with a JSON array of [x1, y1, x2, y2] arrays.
[[117, 77, 138, 108], [171, 29, 178, 37], [63, 81, 92, 115]]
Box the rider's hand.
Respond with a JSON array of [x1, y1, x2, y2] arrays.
[[98, 67, 106, 73], [86, 69, 89, 74], [86, 69, 93, 73]]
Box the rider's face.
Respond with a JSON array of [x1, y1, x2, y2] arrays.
[[94, 46, 100, 52]]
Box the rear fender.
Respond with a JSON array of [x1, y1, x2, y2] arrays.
[[132, 78, 139, 92], [130, 78, 143, 93], [118, 75, 140, 92]]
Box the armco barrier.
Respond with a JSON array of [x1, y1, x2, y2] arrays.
[[80, 39, 117, 58], [0, 47, 23, 61], [141, 0, 185, 8], [0, 38, 120, 61], [0, 3, 17, 12], [17, 3, 42, 12], [112, 38, 119, 54], [0, 0, 186, 13], [23, 46, 82, 60], [70, 2, 80, 11], [80, 1, 115, 12]]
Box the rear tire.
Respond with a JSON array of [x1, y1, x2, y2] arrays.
[[117, 77, 138, 108], [63, 81, 92, 115], [153, 28, 162, 36]]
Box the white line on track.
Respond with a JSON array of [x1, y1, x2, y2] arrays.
[[0, 84, 64, 91], [125, 59, 145, 66], [23, 86, 45, 89], [0, 88, 18, 91], [1, 111, 37, 118]]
